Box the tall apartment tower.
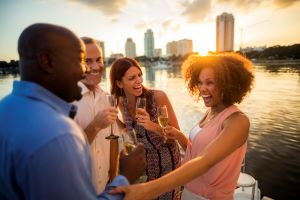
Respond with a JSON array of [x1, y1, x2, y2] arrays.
[[177, 39, 193, 56], [144, 29, 155, 57], [154, 48, 162, 57], [96, 41, 106, 63], [125, 38, 136, 58], [216, 12, 234, 52], [166, 41, 178, 56]]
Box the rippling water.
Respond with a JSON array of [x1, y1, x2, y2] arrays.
[[1, 64, 300, 199]]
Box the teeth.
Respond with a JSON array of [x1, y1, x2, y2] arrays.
[[202, 95, 210, 98]]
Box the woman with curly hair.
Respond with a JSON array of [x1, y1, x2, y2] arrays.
[[109, 57, 181, 200], [113, 53, 255, 200]]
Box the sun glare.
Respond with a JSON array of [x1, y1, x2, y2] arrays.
[[198, 48, 209, 56], [189, 22, 216, 56]]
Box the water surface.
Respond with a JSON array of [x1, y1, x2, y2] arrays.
[[1, 65, 300, 199]]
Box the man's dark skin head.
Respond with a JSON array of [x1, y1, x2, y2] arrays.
[[18, 23, 86, 102]]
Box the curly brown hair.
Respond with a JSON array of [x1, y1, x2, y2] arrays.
[[182, 53, 254, 106]]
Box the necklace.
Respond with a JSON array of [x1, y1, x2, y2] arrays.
[[207, 112, 219, 122], [200, 106, 226, 127]]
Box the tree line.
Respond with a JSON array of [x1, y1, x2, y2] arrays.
[[240, 43, 300, 60], [0, 60, 19, 75]]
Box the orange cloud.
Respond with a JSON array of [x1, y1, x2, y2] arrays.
[[274, 0, 300, 8], [217, 0, 299, 10], [181, 0, 211, 23], [69, 0, 128, 15]]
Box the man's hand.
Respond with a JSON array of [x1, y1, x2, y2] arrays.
[[94, 107, 118, 130], [84, 107, 118, 144], [119, 144, 146, 183]]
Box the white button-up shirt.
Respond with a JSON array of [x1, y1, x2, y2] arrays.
[[74, 82, 119, 194]]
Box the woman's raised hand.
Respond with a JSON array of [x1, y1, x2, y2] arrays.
[[164, 126, 180, 140], [136, 108, 152, 129]]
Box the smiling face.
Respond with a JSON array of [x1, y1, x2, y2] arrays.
[[117, 66, 143, 97], [198, 67, 223, 108], [81, 43, 104, 89]]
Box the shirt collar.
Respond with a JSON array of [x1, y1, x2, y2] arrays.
[[12, 80, 77, 118], [78, 81, 103, 95]]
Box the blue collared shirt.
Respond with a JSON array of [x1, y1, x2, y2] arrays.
[[0, 81, 128, 200]]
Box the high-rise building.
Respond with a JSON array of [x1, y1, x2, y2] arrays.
[[177, 39, 193, 56], [144, 29, 155, 57], [154, 48, 162, 57], [216, 12, 234, 52], [166, 41, 178, 56], [110, 53, 124, 59], [96, 41, 105, 60], [125, 38, 136, 58]]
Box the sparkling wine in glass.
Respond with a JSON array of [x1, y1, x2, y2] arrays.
[[121, 129, 137, 155], [135, 97, 146, 138], [121, 129, 148, 183], [157, 105, 171, 146], [105, 94, 119, 140]]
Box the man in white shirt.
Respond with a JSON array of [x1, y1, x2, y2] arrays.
[[74, 37, 143, 194]]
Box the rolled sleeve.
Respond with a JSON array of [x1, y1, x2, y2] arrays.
[[99, 175, 129, 200]]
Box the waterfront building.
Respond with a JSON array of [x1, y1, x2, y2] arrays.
[[216, 12, 234, 52], [144, 29, 155, 57], [166, 40, 193, 57], [177, 39, 193, 56], [240, 45, 267, 53], [154, 48, 162, 57], [166, 41, 178, 56], [96, 41, 105, 60], [125, 38, 137, 58], [110, 53, 124, 60]]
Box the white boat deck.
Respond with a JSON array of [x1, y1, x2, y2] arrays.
[[234, 180, 261, 200]]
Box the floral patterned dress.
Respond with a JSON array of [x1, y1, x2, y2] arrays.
[[123, 90, 181, 200]]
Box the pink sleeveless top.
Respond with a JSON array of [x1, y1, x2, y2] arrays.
[[183, 105, 247, 200]]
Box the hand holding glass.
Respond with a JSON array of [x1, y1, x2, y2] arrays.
[[105, 94, 119, 140], [121, 129, 148, 182], [135, 97, 147, 138], [157, 105, 171, 146], [121, 129, 138, 155]]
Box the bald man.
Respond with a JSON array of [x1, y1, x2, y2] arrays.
[[0, 23, 144, 200]]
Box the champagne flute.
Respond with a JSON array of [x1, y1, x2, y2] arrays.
[[157, 105, 171, 147], [121, 129, 138, 155], [135, 97, 147, 138], [105, 94, 119, 140], [121, 129, 148, 183]]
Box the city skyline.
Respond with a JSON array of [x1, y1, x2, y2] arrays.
[[1, 0, 300, 61], [216, 12, 234, 52]]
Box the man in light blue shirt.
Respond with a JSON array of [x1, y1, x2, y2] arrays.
[[0, 23, 145, 200]]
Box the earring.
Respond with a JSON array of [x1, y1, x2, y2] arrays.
[[120, 88, 124, 96]]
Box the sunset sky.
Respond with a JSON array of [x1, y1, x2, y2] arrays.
[[0, 0, 300, 61]]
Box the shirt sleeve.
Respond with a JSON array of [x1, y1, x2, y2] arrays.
[[24, 134, 128, 200], [99, 175, 129, 199]]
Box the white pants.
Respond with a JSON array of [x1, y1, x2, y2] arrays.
[[181, 188, 209, 200]]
